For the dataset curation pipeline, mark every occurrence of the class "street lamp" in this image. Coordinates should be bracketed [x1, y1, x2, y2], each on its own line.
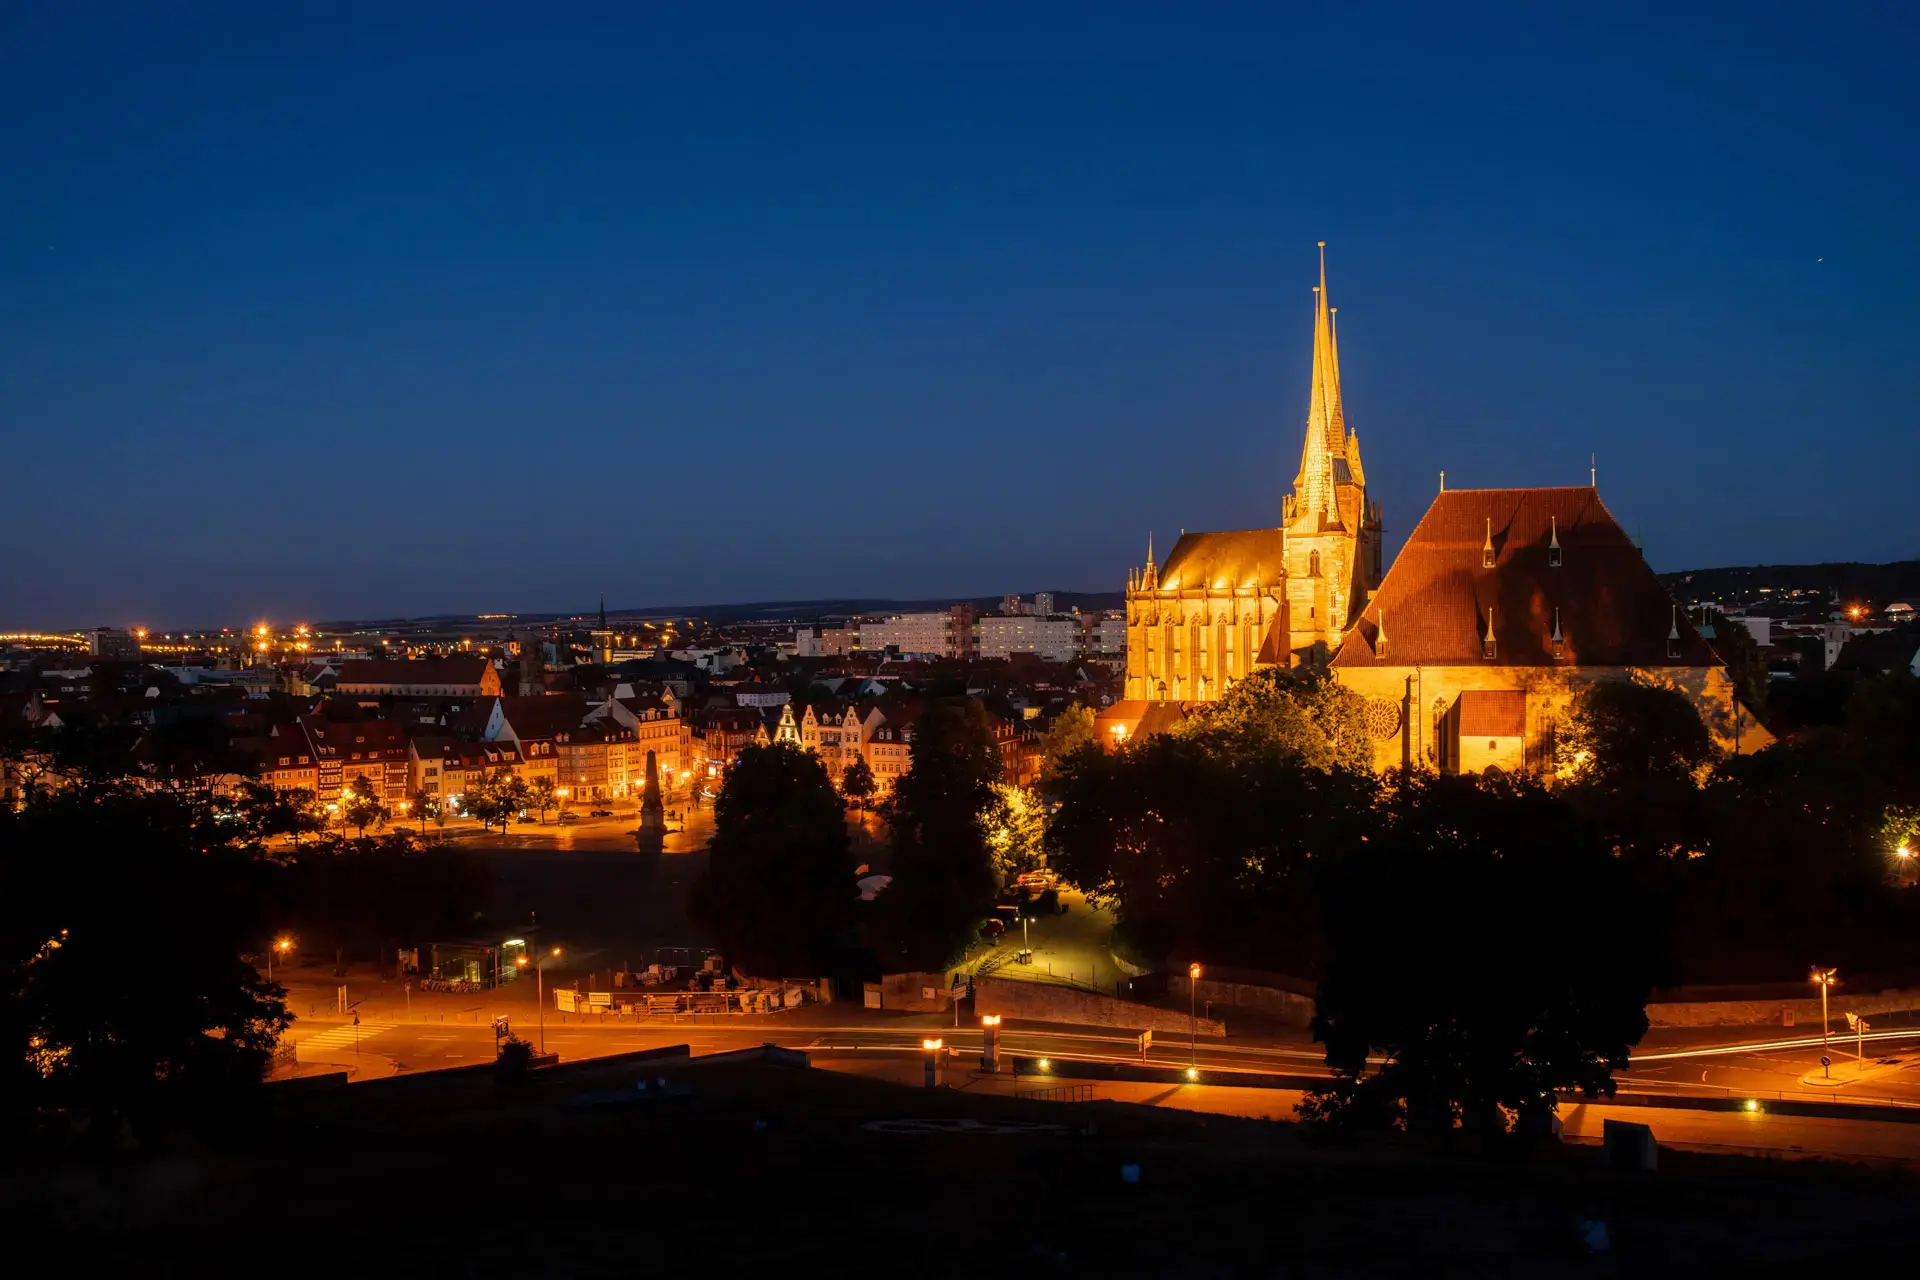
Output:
[1810, 967, 1838, 1078]
[268, 934, 293, 982]
[537, 946, 562, 1054]
[1188, 962, 1202, 1070]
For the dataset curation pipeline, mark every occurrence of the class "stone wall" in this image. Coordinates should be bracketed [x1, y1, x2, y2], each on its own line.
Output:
[869, 972, 959, 1014]
[974, 976, 1224, 1037]
[1646, 988, 1920, 1029]
[1170, 974, 1315, 1029]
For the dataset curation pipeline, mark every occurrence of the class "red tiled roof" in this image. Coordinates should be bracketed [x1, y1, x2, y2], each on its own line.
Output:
[1457, 690, 1527, 737]
[495, 694, 590, 741]
[336, 657, 493, 687]
[1332, 487, 1716, 669]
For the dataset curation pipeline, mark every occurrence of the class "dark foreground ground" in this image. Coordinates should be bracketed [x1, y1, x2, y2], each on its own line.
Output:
[8, 1048, 1920, 1279]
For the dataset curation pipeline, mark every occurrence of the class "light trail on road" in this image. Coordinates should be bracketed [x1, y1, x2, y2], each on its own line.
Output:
[1633, 1027, 1920, 1063]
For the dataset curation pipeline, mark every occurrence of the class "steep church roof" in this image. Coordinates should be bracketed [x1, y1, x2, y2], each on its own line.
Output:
[1155, 528, 1287, 592]
[1332, 486, 1717, 669]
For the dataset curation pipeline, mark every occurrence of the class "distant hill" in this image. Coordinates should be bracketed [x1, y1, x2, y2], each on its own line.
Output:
[1659, 561, 1920, 610]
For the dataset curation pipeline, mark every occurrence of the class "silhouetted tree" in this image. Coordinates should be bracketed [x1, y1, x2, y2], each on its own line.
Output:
[1307, 772, 1661, 1134]
[871, 699, 1004, 971]
[689, 743, 855, 977]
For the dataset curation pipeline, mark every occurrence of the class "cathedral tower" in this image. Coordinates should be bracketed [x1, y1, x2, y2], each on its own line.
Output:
[1121, 244, 1381, 703]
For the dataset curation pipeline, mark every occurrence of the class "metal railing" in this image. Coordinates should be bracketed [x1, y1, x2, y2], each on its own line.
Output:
[1016, 1083, 1095, 1103]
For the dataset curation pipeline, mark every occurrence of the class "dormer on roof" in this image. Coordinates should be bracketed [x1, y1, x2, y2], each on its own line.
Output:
[1548, 516, 1562, 568]
[1668, 606, 1682, 660]
[1551, 608, 1565, 661]
[1482, 607, 1496, 661]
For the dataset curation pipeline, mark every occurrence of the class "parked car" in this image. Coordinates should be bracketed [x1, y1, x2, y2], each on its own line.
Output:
[588, 808, 613, 818]
[558, 812, 579, 823]
[980, 918, 1006, 939]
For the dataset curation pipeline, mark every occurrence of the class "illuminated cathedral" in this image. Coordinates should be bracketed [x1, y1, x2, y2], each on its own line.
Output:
[1122, 244, 1382, 701]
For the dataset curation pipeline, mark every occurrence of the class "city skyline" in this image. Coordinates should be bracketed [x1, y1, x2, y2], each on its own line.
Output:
[5, 3, 1915, 627]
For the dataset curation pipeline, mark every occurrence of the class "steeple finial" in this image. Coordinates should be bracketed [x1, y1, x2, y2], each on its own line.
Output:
[1591, 453, 1597, 488]
[1439, 469, 1446, 493]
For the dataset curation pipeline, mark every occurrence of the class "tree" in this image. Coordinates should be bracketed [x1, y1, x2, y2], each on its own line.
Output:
[461, 768, 528, 834]
[1306, 772, 1661, 1134]
[1172, 667, 1372, 772]
[341, 775, 389, 837]
[1046, 731, 1376, 972]
[1559, 678, 1713, 787]
[1035, 704, 1097, 788]
[871, 699, 1005, 971]
[688, 743, 855, 977]
[840, 755, 877, 814]
[1, 769, 291, 1130]
[527, 776, 558, 824]
[235, 781, 326, 850]
[409, 788, 440, 836]
[985, 782, 1046, 877]
[1707, 609, 1769, 717]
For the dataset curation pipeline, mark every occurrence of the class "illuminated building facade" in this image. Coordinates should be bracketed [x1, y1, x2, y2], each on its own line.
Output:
[1122, 245, 1382, 701]
[1330, 485, 1771, 773]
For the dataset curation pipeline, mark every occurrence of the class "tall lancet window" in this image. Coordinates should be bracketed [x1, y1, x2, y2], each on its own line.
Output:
[1309, 550, 1321, 577]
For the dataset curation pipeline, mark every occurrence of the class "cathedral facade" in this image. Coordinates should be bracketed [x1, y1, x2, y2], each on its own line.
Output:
[1122, 245, 1383, 702]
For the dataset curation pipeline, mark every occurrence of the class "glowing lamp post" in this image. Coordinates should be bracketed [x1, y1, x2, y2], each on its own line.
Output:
[980, 1015, 1001, 1073]
[267, 934, 293, 982]
[922, 1037, 946, 1089]
[520, 946, 564, 1055]
[1810, 967, 1838, 1078]
[1188, 962, 1203, 1071]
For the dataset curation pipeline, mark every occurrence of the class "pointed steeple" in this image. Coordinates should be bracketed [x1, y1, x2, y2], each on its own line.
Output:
[1292, 242, 1349, 523]
[1143, 533, 1157, 590]
[598, 594, 608, 632]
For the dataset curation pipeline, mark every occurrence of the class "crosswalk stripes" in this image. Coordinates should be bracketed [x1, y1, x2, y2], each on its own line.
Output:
[295, 1021, 397, 1057]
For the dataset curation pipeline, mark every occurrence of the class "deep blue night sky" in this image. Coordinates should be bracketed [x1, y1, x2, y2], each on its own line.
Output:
[4, 2, 1915, 627]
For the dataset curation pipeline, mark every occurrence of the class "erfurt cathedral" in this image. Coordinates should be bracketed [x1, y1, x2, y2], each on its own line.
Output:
[1122, 245, 1383, 701]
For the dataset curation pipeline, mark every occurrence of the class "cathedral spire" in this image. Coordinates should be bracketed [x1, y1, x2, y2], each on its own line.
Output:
[598, 594, 608, 632]
[1293, 242, 1350, 523]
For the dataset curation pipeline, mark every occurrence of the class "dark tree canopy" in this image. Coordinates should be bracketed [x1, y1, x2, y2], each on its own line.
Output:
[1311, 772, 1662, 1132]
[840, 754, 876, 807]
[0, 781, 291, 1129]
[690, 743, 856, 978]
[1559, 678, 1713, 786]
[871, 699, 1004, 971]
[1046, 733, 1374, 972]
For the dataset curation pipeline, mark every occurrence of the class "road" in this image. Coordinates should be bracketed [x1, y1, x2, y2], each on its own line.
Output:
[281, 1011, 1920, 1165]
